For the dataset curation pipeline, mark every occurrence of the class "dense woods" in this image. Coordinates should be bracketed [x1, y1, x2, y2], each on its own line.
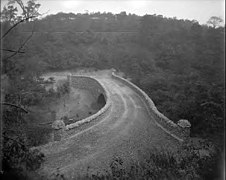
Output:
[1, 0, 224, 179]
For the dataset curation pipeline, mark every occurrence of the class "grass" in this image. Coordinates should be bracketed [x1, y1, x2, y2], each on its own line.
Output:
[46, 140, 223, 180]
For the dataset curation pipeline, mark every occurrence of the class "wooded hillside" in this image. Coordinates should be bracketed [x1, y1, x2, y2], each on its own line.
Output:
[1, 7, 224, 179]
[3, 12, 224, 141]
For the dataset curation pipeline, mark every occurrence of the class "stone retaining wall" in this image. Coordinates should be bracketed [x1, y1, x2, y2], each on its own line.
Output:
[53, 75, 111, 139]
[68, 75, 107, 99]
[112, 72, 190, 142]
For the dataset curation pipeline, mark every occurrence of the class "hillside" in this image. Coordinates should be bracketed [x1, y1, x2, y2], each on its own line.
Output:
[1, 10, 224, 180]
[8, 12, 224, 141]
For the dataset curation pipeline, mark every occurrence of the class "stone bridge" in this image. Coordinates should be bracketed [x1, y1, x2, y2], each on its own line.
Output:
[37, 70, 191, 178]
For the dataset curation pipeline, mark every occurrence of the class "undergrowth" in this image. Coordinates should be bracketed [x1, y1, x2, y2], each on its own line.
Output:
[48, 141, 223, 180]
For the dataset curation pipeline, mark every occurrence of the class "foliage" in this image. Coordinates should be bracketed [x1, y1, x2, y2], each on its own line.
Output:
[2, 106, 45, 178]
[54, 142, 222, 180]
[1, 3, 224, 179]
[0, 0, 40, 23]
[25, 125, 53, 146]
[138, 15, 224, 144]
[207, 16, 223, 28]
[1, 0, 46, 178]
[3, 136, 45, 172]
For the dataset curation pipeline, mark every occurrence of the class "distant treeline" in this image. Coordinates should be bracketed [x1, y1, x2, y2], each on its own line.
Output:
[18, 11, 140, 32]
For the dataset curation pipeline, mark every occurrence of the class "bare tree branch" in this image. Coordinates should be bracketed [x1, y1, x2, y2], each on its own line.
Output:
[3, 27, 34, 61]
[1, 48, 25, 53]
[39, 9, 50, 17]
[1, 16, 35, 40]
[1, 102, 28, 113]
[3, 135, 26, 147]
[200, 101, 221, 107]
[15, 0, 27, 18]
[200, 101, 223, 111]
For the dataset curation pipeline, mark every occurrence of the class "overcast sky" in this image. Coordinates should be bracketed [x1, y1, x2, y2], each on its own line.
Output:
[1, 0, 225, 25]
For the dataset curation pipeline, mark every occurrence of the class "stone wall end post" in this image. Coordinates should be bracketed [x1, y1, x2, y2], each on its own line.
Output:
[52, 120, 66, 141]
[177, 119, 191, 142]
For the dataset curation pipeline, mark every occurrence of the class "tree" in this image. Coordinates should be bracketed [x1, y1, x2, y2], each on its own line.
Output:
[207, 16, 223, 28]
[0, 0, 42, 175]
[8, 0, 40, 20]
[1, 0, 41, 59]
[0, 0, 40, 24]
[0, 5, 18, 23]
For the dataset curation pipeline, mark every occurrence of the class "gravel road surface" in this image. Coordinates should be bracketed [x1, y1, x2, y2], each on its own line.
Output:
[37, 74, 180, 179]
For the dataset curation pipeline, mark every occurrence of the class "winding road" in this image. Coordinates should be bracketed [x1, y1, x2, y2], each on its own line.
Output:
[37, 72, 180, 178]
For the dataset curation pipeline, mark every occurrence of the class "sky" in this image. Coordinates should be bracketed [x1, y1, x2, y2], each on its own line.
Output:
[1, 0, 225, 25]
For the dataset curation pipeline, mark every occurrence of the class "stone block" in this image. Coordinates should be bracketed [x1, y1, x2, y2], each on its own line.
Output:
[52, 120, 65, 130]
[177, 119, 191, 128]
[177, 119, 191, 139]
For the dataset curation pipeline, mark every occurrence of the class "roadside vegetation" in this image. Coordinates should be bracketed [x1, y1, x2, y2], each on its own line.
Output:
[1, 0, 224, 179]
[50, 141, 223, 180]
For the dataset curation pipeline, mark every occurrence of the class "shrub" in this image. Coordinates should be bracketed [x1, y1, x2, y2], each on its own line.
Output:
[25, 125, 53, 146]
[2, 135, 45, 177]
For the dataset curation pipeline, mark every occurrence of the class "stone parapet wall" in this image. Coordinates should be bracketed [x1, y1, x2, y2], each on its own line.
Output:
[64, 75, 111, 132]
[112, 72, 190, 142]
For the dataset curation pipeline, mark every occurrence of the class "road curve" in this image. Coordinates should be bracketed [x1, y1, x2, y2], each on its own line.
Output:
[37, 74, 180, 178]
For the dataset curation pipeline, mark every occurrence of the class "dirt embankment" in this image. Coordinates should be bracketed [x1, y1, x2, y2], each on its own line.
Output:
[26, 71, 108, 146]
